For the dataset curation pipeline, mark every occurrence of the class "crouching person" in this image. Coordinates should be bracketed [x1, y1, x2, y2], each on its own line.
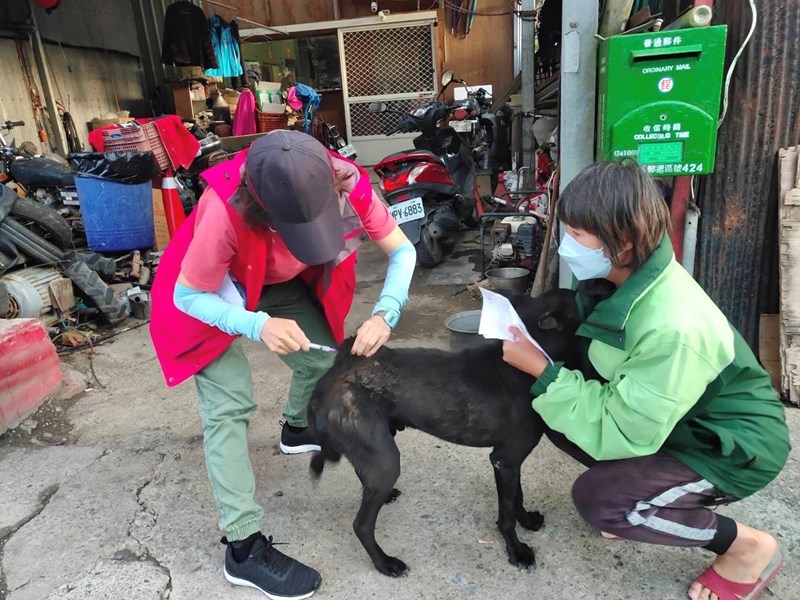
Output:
[502, 161, 790, 600]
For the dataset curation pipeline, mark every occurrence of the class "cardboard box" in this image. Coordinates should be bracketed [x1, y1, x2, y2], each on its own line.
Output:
[152, 188, 171, 252]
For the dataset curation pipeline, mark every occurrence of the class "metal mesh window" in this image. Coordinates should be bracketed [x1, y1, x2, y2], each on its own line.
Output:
[349, 98, 424, 137]
[342, 25, 435, 97]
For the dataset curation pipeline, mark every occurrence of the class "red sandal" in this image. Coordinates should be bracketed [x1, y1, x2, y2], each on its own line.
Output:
[692, 551, 783, 600]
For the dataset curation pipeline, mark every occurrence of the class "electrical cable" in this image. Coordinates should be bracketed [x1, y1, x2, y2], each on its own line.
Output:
[718, 0, 757, 128]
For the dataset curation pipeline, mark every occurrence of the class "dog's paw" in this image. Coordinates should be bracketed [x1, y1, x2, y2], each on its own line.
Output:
[384, 488, 402, 504]
[518, 510, 544, 531]
[508, 543, 536, 570]
[376, 556, 408, 577]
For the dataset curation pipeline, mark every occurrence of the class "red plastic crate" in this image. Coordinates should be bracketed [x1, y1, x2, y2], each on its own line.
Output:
[0, 318, 62, 435]
[102, 121, 173, 171]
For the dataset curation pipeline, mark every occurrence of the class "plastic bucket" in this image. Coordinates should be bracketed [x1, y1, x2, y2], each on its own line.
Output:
[444, 310, 493, 352]
[75, 176, 155, 252]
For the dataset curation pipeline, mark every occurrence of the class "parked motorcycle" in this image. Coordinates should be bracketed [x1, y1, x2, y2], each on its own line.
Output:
[0, 120, 76, 248]
[370, 70, 485, 267]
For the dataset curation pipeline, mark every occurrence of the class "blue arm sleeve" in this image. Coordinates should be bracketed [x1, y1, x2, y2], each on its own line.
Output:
[371, 240, 416, 327]
[173, 284, 270, 342]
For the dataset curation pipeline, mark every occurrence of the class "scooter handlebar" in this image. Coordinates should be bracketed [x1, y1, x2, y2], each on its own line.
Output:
[2, 120, 25, 130]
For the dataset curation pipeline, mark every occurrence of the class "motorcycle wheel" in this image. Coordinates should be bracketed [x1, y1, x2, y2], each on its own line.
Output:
[0, 217, 64, 265]
[415, 224, 443, 268]
[9, 199, 73, 249]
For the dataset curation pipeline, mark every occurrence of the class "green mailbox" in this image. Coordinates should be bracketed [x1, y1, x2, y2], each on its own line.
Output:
[596, 25, 727, 175]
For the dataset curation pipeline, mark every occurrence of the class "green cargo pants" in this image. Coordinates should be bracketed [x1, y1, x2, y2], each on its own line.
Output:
[194, 279, 336, 540]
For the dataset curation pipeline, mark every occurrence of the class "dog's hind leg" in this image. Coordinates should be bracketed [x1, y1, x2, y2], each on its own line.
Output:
[490, 449, 535, 569]
[515, 476, 544, 531]
[350, 426, 408, 577]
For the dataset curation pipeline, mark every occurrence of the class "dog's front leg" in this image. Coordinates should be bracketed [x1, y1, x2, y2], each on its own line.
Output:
[489, 451, 536, 570]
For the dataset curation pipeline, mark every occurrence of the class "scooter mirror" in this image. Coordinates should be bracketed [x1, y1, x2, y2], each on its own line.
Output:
[368, 102, 388, 114]
[441, 69, 454, 87]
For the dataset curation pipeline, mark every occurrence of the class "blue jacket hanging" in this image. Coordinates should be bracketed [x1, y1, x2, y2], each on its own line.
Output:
[204, 14, 243, 78]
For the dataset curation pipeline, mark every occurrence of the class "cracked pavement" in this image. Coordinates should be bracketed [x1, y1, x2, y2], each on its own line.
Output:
[1, 242, 798, 599]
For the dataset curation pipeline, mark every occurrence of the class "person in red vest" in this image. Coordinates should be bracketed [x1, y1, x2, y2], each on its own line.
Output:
[149, 130, 415, 598]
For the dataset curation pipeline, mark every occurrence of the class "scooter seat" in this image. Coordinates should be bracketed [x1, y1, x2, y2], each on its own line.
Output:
[377, 149, 446, 169]
[9, 157, 75, 188]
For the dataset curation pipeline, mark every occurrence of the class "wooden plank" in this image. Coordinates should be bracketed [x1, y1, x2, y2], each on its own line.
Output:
[778, 145, 800, 404]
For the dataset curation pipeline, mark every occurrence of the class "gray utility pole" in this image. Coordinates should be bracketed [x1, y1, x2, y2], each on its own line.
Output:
[520, 0, 535, 185]
[558, 0, 599, 288]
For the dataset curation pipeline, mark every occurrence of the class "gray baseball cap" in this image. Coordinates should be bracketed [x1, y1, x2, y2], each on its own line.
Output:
[245, 130, 344, 265]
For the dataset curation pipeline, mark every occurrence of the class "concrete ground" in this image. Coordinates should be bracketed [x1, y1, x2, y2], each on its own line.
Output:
[1, 238, 798, 600]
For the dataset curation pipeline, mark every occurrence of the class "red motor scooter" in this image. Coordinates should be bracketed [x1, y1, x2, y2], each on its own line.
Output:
[370, 70, 485, 267]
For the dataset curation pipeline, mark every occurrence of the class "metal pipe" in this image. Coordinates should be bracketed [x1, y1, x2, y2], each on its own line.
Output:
[668, 0, 714, 265]
[669, 175, 691, 263]
[681, 201, 700, 276]
[333, 0, 340, 21]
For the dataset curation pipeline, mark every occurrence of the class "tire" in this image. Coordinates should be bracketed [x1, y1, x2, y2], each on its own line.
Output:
[63, 250, 116, 280]
[9, 198, 73, 249]
[0, 217, 64, 265]
[415, 225, 443, 268]
[63, 260, 129, 324]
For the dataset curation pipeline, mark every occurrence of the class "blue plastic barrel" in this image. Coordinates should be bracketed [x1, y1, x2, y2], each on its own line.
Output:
[74, 176, 155, 252]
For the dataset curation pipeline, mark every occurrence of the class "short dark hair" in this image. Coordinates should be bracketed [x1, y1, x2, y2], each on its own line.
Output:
[557, 161, 670, 271]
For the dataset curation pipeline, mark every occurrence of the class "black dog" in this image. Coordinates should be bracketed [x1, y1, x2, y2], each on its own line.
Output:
[308, 286, 608, 576]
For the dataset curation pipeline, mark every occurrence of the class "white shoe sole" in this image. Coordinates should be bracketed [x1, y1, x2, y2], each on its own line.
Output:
[279, 442, 321, 455]
[224, 568, 317, 600]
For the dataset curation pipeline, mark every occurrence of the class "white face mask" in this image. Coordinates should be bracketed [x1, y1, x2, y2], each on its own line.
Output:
[558, 232, 613, 280]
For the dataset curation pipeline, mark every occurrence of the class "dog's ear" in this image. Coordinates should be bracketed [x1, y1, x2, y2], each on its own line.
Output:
[538, 311, 563, 331]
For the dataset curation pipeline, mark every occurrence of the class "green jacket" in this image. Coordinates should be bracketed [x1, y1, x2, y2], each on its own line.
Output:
[532, 237, 790, 499]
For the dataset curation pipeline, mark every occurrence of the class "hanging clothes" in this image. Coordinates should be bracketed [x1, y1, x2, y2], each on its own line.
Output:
[205, 14, 244, 78]
[232, 89, 257, 136]
[161, 0, 217, 69]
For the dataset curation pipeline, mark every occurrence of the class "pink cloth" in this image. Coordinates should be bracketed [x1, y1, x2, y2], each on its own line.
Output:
[286, 86, 303, 110]
[232, 89, 257, 136]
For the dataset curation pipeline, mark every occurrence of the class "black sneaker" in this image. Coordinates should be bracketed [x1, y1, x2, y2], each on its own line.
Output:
[280, 421, 321, 455]
[223, 534, 321, 599]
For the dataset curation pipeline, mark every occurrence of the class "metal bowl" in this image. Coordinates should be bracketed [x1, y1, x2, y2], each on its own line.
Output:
[486, 267, 531, 295]
[444, 310, 493, 352]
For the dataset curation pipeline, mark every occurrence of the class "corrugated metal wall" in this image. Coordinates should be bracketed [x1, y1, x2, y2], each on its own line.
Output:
[47, 45, 147, 145]
[0, 38, 45, 152]
[695, 2, 800, 348]
[0, 0, 147, 153]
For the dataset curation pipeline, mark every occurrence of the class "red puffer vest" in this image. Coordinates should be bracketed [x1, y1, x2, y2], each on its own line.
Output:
[149, 150, 373, 387]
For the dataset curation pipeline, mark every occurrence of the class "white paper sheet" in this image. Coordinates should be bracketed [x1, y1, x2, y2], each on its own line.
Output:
[478, 288, 554, 364]
[215, 271, 245, 308]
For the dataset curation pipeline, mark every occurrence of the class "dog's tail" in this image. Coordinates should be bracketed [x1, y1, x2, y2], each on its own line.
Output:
[309, 444, 342, 478]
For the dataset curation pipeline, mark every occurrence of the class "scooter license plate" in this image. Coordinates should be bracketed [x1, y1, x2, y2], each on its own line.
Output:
[451, 120, 474, 133]
[338, 143, 357, 158]
[389, 197, 425, 225]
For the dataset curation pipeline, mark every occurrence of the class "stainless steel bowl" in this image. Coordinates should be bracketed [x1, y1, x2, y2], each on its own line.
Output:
[486, 267, 531, 294]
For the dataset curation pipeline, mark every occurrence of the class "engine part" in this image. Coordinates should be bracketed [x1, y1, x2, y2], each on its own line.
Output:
[490, 221, 511, 245]
[0, 280, 10, 316]
[0, 266, 73, 324]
